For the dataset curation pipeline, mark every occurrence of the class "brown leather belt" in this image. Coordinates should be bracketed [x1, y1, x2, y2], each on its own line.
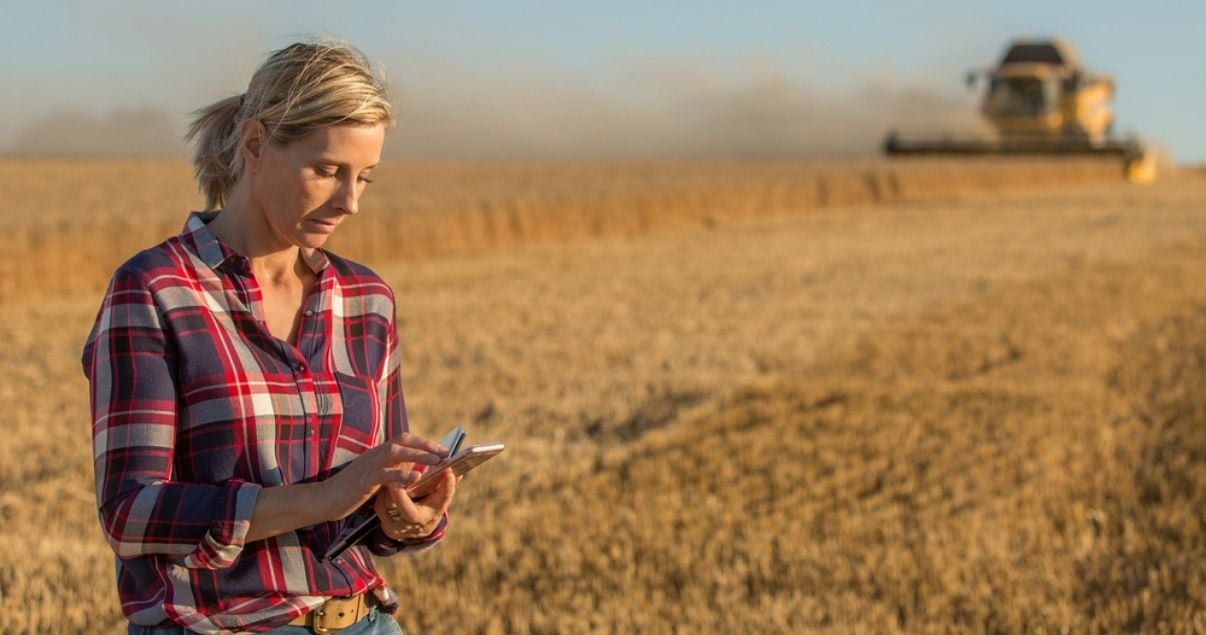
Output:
[287, 593, 376, 634]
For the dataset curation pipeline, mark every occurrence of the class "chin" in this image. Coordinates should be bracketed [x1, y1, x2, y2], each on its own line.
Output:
[296, 232, 332, 250]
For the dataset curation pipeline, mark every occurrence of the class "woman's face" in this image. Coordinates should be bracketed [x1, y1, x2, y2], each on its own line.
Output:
[251, 123, 385, 251]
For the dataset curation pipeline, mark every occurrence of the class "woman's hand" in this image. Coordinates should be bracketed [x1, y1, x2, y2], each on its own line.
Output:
[318, 432, 448, 522]
[374, 469, 458, 541]
[245, 432, 447, 544]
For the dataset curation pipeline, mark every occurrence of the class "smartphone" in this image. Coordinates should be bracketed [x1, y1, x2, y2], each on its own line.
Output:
[407, 443, 505, 498]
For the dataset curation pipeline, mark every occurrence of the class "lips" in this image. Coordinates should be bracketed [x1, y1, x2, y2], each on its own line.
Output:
[308, 218, 340, 233]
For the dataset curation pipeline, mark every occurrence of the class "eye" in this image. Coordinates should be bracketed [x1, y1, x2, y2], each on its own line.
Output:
[357, 174, 374, 184]
[315, 166, 338, 178]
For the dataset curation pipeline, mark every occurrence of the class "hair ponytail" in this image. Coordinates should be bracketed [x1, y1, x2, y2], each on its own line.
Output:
[185, 94, 243, 210]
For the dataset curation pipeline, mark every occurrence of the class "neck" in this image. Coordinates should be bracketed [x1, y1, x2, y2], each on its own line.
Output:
[207, 188, 304, 285]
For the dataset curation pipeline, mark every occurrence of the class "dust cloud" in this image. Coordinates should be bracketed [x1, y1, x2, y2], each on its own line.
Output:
[390, 72, 984, 159]
[387, 68, 989, 159]
[7, 68, 988, 159]
[11, 108, 185, 157]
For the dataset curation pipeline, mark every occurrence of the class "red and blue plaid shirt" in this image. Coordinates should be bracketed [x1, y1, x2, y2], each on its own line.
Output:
[82, 212, 444, 633]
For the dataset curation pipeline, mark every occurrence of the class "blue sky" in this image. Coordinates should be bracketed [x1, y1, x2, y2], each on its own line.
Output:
[2, 1, 1203, 162]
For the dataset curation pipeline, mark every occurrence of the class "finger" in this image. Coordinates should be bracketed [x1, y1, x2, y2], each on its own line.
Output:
[384, 443, 443, 467]
[421, 469, 458, 515]
[385, 491, 441, 538]
[382, 473, 420, 508]
[389, 432, 449, 457]
[387, 484, 425, 523]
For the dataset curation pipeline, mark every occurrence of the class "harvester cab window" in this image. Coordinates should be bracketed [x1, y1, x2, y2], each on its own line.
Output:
[990, 77, 1055, 117]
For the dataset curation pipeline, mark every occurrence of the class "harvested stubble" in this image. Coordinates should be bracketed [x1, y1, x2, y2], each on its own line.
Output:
[375, 178, 1206, 632]
[0, 159, 1203, 633]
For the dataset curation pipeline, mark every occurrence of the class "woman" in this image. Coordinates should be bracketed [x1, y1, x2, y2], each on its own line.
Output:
[82, 39, 457, 634]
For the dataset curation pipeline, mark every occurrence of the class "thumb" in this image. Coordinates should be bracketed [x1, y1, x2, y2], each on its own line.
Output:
[383, 471, 420, 507]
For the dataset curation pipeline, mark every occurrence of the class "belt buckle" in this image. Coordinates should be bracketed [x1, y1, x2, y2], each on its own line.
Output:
[311, 594, 369, 634]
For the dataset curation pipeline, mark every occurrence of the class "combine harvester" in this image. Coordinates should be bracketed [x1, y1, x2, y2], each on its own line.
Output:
[884, 38, 1156, 183]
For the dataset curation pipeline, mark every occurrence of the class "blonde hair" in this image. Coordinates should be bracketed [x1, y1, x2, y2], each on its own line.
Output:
[186, 38, 394, 210]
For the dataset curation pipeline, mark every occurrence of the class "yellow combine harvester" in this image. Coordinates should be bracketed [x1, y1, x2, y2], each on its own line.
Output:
[884, 38, 1156, 183]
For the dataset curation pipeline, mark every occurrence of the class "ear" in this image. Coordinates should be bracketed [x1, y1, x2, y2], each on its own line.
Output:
[238, 119, 269, 173]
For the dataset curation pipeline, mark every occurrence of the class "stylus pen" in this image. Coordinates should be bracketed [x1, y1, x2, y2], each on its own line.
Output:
[323, 429, 466, 561]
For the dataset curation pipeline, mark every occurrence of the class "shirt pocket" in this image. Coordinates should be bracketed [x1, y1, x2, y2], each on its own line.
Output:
[334, 372, 383, 457]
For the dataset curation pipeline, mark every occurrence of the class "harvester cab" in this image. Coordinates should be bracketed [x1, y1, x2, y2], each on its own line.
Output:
[885, 38, 1155, 183]
[973, 39, 1115, 145]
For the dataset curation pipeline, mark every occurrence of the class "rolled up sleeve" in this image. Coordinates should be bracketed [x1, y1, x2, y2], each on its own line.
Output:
[83, 266, 260, 569]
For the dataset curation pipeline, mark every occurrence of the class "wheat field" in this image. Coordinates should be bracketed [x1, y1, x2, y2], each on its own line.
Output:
[0, 157, 1203, 633]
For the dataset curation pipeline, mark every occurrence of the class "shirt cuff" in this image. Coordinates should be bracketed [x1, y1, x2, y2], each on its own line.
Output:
[177, 479, 261, 569]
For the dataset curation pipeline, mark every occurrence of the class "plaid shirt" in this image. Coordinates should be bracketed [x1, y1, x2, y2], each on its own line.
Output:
[82, 212, 444, 633]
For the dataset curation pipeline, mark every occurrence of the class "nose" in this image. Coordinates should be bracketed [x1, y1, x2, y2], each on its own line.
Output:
[333, 176, 360, 216]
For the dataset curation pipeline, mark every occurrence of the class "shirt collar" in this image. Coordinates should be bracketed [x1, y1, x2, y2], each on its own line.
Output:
[180, 211, 331, 275]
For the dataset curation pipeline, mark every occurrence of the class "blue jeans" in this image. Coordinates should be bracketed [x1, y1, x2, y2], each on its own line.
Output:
[127, 607, 403, 634]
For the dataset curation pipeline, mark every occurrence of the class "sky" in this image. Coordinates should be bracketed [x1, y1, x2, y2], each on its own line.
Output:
[1, 1, 1203, 163]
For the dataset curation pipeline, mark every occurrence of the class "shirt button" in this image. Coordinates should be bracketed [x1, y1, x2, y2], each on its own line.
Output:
[296, 362, 307, 372]
[304, 309, 314, 317]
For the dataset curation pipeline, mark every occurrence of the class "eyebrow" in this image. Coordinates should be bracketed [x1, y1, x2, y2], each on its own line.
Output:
[311, 159, 379, 171]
